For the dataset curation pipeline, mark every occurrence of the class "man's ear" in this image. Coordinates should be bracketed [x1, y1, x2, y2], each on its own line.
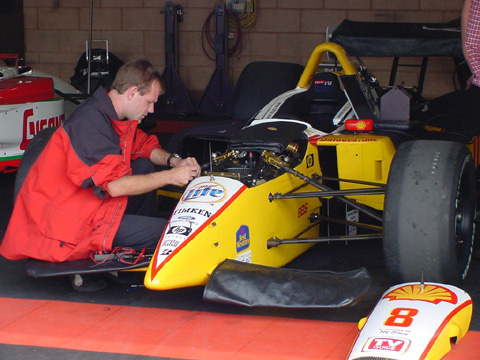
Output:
[126, 86, 138, 101]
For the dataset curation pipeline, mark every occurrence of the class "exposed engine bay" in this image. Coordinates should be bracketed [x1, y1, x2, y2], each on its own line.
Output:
[200, 120, 309, 187]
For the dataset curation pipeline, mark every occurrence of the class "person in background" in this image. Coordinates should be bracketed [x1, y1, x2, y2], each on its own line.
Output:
[411, 0, 480, 136]
[463, 0, 480, 90]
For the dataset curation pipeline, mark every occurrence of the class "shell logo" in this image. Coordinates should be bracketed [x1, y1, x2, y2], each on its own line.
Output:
[383, 284, 458, 305]
[356, 120, 368, 130]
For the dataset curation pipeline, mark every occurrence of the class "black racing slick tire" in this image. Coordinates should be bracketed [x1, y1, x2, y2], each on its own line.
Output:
[13, 127, 57, 202]
[383, 140, 475, 284]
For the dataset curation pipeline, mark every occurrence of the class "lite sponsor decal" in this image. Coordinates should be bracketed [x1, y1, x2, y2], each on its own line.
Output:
[21, 108, 64, 150]
[383, 284, 458, 305]
[181, 182, 226, 203]
[236, 225, 250, 253]
[363, 337, 410, 354]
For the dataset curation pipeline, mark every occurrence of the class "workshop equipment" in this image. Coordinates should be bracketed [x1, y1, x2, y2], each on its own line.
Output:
[197, 2, 234, 117]
[155, 1, 195, 116]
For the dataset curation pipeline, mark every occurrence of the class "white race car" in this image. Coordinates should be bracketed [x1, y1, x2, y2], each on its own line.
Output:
[0, 54, 79, 173]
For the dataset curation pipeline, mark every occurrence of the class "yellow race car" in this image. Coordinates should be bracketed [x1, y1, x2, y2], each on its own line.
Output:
[22, 43, 477, 310]
[162, 42, 476, 294]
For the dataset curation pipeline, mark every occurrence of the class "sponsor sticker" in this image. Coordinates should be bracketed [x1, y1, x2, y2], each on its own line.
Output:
[20, 104, 65, 150]
[167, 225, 192, 237]
[236, 225, 250, 253]
[297, 203, 308, 218]
[313, 79, 333, 93]
[181, 182, 226, 203]
[161, 239, 180, 248]
[178, 215, 196, 221]
[235, 249, 252, 263]
[383, 284, 458, 305]
[363, 337, 410, 354]
[347, 208, 359, 235]
[306, 153, 314, 168]
[173, 207, 212, 218]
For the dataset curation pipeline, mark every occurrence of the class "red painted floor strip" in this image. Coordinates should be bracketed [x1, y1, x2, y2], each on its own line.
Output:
[0, 297, 478, 359]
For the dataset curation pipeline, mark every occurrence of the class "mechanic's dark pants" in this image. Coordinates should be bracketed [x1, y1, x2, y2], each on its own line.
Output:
[112, 158, 167, 253]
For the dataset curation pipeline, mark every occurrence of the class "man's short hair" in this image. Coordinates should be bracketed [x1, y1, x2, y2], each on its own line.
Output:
[111, 59, 164, 95]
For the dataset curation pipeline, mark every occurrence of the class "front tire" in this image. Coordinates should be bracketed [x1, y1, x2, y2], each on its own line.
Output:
[383, 140, 475, 284]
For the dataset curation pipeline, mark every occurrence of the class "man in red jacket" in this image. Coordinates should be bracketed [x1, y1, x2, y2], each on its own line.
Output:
[0, 59, 200, 290]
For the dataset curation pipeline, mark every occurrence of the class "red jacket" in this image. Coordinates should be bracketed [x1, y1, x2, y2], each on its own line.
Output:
[0, 88, 160, 262]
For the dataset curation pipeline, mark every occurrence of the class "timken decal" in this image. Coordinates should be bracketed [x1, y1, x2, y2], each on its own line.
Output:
[173, 207, 212, 218]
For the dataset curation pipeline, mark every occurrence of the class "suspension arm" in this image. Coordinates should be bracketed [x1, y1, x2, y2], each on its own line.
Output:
[269, 187, 384, 201]
[262, 151, 383, 223]
[267, 233, 384, 248]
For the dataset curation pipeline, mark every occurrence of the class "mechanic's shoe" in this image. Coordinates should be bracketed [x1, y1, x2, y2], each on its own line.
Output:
[70, 274, 108, 292]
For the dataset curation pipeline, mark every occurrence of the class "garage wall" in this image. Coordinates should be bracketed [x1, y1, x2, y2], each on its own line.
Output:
[23, 0, 463, 100]
[1, 0, 25, 59]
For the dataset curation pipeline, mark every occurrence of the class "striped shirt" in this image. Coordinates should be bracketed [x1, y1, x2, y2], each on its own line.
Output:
[465, 0, 480, 87]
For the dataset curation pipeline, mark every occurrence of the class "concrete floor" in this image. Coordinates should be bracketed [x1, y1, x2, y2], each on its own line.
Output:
[1, 171, 480, 359]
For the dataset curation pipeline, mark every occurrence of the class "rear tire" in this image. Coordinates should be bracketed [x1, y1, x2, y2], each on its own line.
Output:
[383, 140, 475, 284]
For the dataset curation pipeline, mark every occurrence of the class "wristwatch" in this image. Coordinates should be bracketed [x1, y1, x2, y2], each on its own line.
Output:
[167, 153, 181, 167]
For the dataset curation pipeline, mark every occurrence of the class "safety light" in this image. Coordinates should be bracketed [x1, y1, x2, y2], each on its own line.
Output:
[345, 119, 374, 132]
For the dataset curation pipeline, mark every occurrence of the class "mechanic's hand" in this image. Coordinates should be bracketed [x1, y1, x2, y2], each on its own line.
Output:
[175, 156, 200, 167]
[171, 156, 201, 174]
[167, 163, 201, 186]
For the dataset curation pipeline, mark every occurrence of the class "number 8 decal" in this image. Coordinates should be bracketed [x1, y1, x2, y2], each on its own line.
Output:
[384, 308, 419, 327]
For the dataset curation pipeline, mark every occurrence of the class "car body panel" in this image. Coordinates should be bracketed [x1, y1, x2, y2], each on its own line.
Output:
[0, 69, 65, 173]
[146, 140, 323, 290]
[347, 282, 472, 360]
[317, 133, 396, 210]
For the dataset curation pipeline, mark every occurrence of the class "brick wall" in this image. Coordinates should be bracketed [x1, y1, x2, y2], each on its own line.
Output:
[23, 0, 463, 100]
